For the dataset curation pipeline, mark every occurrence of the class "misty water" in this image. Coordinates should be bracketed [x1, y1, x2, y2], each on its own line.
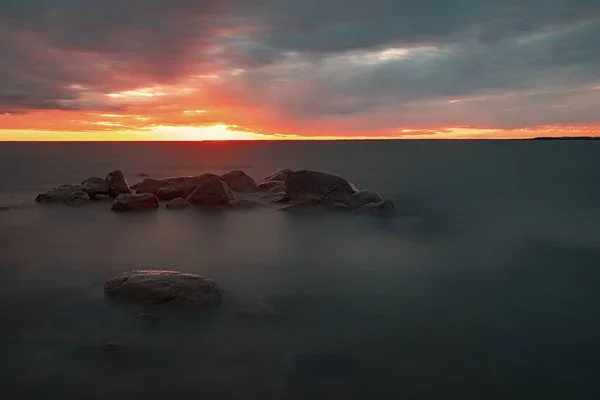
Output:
[1, 141, 599, 399]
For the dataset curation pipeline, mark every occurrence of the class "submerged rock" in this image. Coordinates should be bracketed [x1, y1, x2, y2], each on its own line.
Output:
[104, 270, 222, 307]
[165, 173, 218, 186]
[136, 178, 170, 195]
[221, 170, 257, 192]
[35, 185, 90, 205]
[81, 177, 110, 198]
[106, 170, 131, 197]
[268, 184, 286, 194]
[347, 190, 384, 208]
[358, 199, 396, 214]
[237, 300, 282, 318]
[285, 170, 357, 203]
[166, 197, 190, 210]
[111, 193, 159, 212]
[187, 176, 236, 206]
[257, 180, 284, 191]
[264, 169, 293, 182]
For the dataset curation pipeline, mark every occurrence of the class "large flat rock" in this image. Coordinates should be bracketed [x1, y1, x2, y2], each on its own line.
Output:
[104, 270, 222, 307]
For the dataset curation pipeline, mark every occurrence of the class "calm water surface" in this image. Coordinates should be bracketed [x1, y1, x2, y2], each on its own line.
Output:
[0, 141, 599, 399]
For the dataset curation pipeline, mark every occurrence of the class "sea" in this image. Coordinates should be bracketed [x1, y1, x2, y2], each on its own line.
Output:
[0, 140, 599, 399]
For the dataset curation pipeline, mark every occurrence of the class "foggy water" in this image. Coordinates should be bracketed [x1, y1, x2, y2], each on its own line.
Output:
[1, 141, 599, 399]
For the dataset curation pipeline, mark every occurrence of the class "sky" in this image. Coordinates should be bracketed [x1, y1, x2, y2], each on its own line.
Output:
[0, 0, 599, 140]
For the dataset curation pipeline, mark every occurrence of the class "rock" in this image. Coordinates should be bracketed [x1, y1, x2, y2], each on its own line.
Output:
[106, 170, 131, 197]
[237, 300, 282, 318]
[358, 199, 396, 214]
[264, 169, 293, 182]
[166, 197, 190, 210]
[0, 206, 9, 212]
[35, 185, 90, 205]
[165, 173, 218, 186]
[139, 173, 150, 177]
[347, 190, 384, 208]
[187, 176, 236, 206]
[157, 183, 197, 201]
[285, 170, 357, 203]
[271, 194, 289, 204]
[136, 178, 170, 195]
[257, 180, 284, 191]
[81, 177, 110, 198]
[269, 184, 286, 194]
[221, 170, 257, 192]
[111, 193, 159, 212]
[104, 270, 222, 307]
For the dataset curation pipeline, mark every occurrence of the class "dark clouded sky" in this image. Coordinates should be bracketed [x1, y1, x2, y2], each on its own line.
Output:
[1, 0, 599, 139]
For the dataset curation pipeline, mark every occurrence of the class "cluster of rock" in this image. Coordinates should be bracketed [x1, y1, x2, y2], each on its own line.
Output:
[35, 168, 395, 214]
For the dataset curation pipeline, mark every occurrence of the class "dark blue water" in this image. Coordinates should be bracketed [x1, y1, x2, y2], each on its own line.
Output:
[0, 141, 599, 399]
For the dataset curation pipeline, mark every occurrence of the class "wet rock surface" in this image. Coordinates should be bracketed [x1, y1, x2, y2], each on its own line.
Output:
[36, 185, 90, 205]
[81, 177, 110, 198]
[107, 170, 131, 197]
[111, 193, 159, 212]
[104, 270, 222, 307]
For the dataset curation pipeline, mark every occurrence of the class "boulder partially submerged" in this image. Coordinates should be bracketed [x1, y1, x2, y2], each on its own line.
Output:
[136, 178, 170, 195]
[257, 180, 284, 191]
[104, 270, 222, 307]
[221, 170, 257, 192]
[264, 169, 293, 182]
[187, 176, 236, 206]
[285, 170, 357, 203]
[166, 197, 190, 210]
[107, 170, 131, 197]
[36, 185, 90, 205]
[157, 183, 197, 201]
[111, 193, 159, 212]
[81, 177, 110, 198]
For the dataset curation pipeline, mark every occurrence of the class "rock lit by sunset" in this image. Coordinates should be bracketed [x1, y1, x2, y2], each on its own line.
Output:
[1, 1, 599, 140]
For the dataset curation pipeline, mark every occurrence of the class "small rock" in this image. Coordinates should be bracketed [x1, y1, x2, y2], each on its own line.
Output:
[0, 206, 9, 212]
[35, 185, 90, 205]
[358, 199, 396, 214]
[268, 184, 286, 194]
[104, 270, 222, 307]
[257, 180, 284, 191]
[106, 170, 131, 197]
[157, 183, 197, 201]
[264, 169, 293, 182]
[166, 197, 190, 210]
[187, 176, 236, 206]
[136, 178, 170, 195]
[81, 177, 110, 198]
[347, 190, 384, 208]
[221, 170, 257, 192]
[139, 173, 150, 177]
[111, 193, 159, 212]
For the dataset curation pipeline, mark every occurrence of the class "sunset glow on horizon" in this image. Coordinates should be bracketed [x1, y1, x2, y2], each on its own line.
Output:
[1, 1, 599, 140]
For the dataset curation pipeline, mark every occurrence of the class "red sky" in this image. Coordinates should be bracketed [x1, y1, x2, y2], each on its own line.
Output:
[1, 0, 599, 140]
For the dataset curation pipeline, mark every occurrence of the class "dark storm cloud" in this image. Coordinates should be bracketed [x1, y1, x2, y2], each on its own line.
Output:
[0, 0, 599, 129]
